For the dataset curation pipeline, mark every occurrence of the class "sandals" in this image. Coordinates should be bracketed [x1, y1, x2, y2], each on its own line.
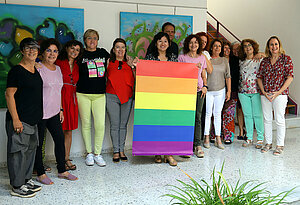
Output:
[44, 165, 52, 172]
[154, 155, 162, 163]
[65, 159, 76, 171]
[37, 174, 53, 185]
[255, 141, 264, 149]
[58, 172, 78, 181]
[224, 135, 232, 145]
[194, 147, 204, 158]
[273, 146, 284, 156]
[242, 139, 252, 147]
[261, 144, 272, 153]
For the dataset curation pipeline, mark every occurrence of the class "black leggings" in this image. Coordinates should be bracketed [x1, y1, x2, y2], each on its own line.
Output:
[34, 113, 66, 176]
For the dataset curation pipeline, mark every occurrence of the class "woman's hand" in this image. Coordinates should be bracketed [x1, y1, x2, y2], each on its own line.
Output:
[132, 57, 139, 68]
[13, 119, 23, 134]
[196, 62, 202, 69]
[200, 86, 207, 97]
[225, 91, 231, 102]
[268, 91, 280, 102]
[60, 111, 64, 123]
[253, 52, 266, 62]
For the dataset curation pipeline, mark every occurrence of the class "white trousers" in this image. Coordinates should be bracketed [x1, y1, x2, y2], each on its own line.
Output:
[261, 95, 287, 146]
[204, 88, 225, 136]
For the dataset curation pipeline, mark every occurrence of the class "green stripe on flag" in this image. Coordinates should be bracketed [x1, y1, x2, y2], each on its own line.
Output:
[133, 109, 196, 126]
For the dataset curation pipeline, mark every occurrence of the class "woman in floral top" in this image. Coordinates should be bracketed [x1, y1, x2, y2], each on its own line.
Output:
[257, 36, 294, 155]
[238, 39, 264, 149]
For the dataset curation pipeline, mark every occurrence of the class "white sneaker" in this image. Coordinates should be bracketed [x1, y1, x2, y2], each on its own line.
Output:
[85, 153, 94, 166]
[94, 155, 106, 167]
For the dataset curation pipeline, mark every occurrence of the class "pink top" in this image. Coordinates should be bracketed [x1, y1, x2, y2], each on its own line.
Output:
[178, 54, 207, 91]
[38, 63, 63, 119]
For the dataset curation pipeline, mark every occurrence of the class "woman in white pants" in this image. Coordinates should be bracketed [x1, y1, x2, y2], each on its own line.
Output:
[257, 36, 294, 156]
[204, 39, 231, 149]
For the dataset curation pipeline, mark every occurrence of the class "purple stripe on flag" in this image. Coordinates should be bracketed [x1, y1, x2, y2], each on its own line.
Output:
[132, 141, 193, 156]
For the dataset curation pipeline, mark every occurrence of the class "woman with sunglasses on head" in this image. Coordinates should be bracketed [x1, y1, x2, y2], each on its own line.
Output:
[257, 36, 294, 155]
[145, 32, 177, 166]
[34, 38, 77, 185]
[56, 40, 83, 171]
[106, 38, 135, 163]
[77, 29, 110, 166]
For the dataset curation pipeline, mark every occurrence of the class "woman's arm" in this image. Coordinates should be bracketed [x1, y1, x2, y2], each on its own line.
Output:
[257, 77, 271, 102]
[204, 55, 213, 74]
[200, 69, 207, 97]
[5, 87, 23, 133]
[225, 78, 231, 102]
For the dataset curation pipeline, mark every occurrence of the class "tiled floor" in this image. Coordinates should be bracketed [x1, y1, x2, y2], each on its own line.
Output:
[0, 127, 300, 205]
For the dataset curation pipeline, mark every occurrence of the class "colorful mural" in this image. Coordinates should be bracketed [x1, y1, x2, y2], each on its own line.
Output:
[120, 12, 193, 59]
[0, 4, 84, 108]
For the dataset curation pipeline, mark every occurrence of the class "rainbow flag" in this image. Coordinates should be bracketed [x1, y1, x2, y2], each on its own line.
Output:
[132, 60, 198, 155]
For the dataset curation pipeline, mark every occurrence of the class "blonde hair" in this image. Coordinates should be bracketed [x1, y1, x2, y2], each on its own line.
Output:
[83, 29, 99, 47]
[265, 36, 285, 57]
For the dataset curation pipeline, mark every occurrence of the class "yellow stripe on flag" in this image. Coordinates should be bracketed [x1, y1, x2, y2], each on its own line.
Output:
[134, 92, 197, 111]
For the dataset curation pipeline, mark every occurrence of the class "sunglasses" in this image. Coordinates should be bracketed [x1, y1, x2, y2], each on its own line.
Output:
[118, 61, 123, 70]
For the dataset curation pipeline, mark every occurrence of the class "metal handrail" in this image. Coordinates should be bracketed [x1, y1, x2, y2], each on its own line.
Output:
[207, 11, 241, 43]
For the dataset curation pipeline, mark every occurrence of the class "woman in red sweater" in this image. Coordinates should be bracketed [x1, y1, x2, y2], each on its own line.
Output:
[106, 38, 135, 163]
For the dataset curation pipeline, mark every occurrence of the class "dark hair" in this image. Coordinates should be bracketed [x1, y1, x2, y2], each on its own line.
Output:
[209, 38, 223, 56]
[58, 40, 83, 61]
[40, 38, 61, 55]
[195, 32, 210, 51]
[147, 32, 171, 58]
[183, 34, 203, 55]
[109, 38, 127, 62]
[20, 37, 39, 51]
[222, 41, 231, 57]
[162, 22, 175, 32]
[238, 39, 259, 61]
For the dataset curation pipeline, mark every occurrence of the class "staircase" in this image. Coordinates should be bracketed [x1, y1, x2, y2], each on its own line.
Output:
[206, 11, 298, 116]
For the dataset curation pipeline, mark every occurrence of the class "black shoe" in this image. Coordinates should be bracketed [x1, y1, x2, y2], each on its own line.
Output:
[113, 157, 120, 163]
[11, 185, 36, 198]
[26, 179, 42, 192]
[120, 155, 128, 162]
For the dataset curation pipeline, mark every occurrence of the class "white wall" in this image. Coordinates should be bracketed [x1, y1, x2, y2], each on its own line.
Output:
[208, 0, 300, 112]
[0, 0, 207, 165]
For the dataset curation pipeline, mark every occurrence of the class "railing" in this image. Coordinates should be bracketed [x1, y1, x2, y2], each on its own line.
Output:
[207, 11, 241, 43]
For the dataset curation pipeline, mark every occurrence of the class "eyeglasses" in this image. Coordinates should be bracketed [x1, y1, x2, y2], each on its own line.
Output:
[46, 48, 59, 53]
[86, 37, 98, 41]
[118, 61, 123, 70]
[243, 43, 252, 48]
[24, 46, 38, 52]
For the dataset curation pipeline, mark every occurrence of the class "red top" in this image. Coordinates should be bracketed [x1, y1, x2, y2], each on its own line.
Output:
[55, 59, 79, 130]
[106, 60, 134, 104]
[257, 54, 294, 95]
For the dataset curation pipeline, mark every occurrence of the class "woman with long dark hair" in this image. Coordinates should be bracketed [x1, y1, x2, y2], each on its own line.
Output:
[56, 40, 83, 170]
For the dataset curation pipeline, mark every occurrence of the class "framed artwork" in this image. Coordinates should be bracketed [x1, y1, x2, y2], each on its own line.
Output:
[0, 4, 84, 108]
[120, 12, 193, 59]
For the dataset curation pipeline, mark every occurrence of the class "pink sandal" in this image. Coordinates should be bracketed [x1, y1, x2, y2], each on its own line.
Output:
[37, 175, 53, 185]
[58, 172, 78, 181]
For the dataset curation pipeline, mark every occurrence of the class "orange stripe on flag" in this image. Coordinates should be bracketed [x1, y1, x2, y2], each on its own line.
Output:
[136, 76, 197, 94]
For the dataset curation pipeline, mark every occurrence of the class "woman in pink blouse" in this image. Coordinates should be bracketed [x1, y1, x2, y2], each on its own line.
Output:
[257, 36, 294, 155]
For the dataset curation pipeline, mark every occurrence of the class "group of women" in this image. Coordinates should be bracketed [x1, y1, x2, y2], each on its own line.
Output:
[7, 30, 294, 188]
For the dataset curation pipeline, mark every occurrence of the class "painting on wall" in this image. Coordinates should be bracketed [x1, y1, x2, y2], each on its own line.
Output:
[120, 12, 193, 59]
[0, 4, 84, 108]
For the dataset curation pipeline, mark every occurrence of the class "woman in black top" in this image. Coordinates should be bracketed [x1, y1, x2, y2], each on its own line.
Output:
[5, 38, 43, 197]
[77, 29, 110, 167]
